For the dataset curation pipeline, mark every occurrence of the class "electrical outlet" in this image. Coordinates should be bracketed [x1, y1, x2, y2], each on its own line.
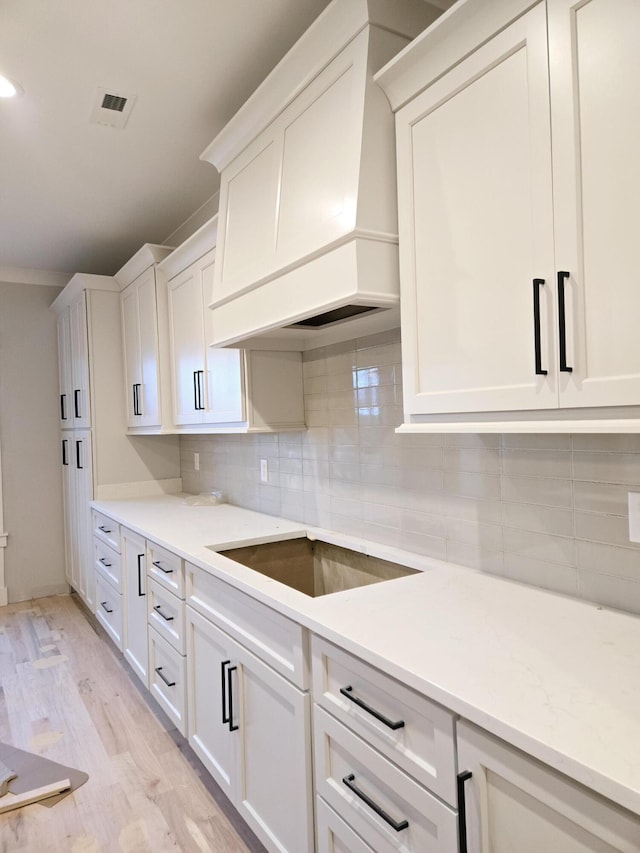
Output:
[260, 459, 268, 483]
[194, 452, 200, 472]
[629, 492, 640, 542]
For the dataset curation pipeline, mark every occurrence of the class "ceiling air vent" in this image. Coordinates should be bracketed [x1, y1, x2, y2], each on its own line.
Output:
[90, 87, 136, 129]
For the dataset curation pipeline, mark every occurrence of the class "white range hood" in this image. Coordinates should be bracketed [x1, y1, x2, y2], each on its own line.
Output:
[200, 0, 450, 351]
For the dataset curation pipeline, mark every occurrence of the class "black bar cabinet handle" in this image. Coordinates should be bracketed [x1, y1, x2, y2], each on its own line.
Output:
[76, 440, 83, 469]
[60, 394, 67, 421]
[74, 388, 81, 418]
[98, 525, 112, 534]
[98, 557, 111, 567]
[62, 439, 68, 466]
[227, 665, 239, 731]
[193, 371, 199, 411]
[532, 278, 548, 376]
[221, 660, 231, 724]
[100, 601, 113, 614]
[557, 270, 573, 372]
[457, 770, 473, 853]
[198, 370, 205, 410]
[152, 560, 173, 574]
[155, 666, 175, 688]
[339, 686, 405, 730]
[342, 774, 408, 832]
[153, 604, 174, 622]
[137, 553, 145, 597]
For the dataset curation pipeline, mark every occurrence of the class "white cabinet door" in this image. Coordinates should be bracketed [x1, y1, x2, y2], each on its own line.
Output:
[72, 430, 94, 609]
[121, 282, 141, 427]
[457, 721, 640, 852]
[69, 294, 91, 428]
[122, 528, 148, 687]
[61, 435, 76, 589]
[168, 249, 244, 427]
[168, 262, 207, 425]
[122, 268, 161, 428]
[186, 606, 313, 853]
[548, 0, 640, 409]
[57, 310, 72, 427]
[396, 4, 557, 416]
[186, 607, 235, 799]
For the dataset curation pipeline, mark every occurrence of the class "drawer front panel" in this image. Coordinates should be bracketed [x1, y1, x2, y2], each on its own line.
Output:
[312, 635, 456, 804]
[94, 539, 122, 592]
[314, 706, 457, 853]
[92, 511, 121, 552]
[316, 796, 375, 853]
[148, 626, 187, 736]
[186, 562, 308, 689]
[147, 541, 184, 599]
[95, 573, 123, 651]
[148, 578, 185, 655]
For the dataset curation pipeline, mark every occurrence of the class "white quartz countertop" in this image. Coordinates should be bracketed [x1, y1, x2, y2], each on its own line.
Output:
[91, 494, 640, 817]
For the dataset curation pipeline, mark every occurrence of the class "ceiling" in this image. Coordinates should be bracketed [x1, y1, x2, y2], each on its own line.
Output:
[0, 0, 332, 278]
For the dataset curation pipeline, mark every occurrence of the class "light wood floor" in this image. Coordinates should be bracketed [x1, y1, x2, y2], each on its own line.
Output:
[0, 594, 267, 852]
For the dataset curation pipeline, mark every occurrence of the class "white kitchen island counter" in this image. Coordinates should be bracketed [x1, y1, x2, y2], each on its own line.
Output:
[91, 494, 640, 819]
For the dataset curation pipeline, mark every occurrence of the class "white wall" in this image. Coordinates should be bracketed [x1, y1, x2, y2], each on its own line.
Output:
[0, 281, 67, 602]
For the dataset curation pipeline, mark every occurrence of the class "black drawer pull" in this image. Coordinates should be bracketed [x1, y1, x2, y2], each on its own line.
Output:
[100, 601, 113, 614]
[339, 686, 405, 730]
[342, 773, 408, 832]
[137, 553, 145, 597]
[155, 666, 175, 688]
[153, 604, 174, 622]
[98, 557, 112, 567]
[98, 525, 112, 534]
[221, 660, 231, 724]
[457, 770, 473, 853]
[557, 270, 573, 373]
[227, 665, 238, 732]
[152, 560, 173, 574]
[532, 278, 547, 376]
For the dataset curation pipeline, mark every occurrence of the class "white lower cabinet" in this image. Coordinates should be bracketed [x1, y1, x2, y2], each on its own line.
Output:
[457, 720, 640, 852]
[122, 528, 148, 687]
[149, 626, 188, 736]
[316, 796, 375, 853]
[95, 570, 123, 650]
[186, 605, 313, 853]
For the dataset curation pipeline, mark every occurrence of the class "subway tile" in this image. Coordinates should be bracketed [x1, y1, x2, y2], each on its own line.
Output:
[573, 451, 640, 484]
[360, 464, 398, 487]
[500, 434, 571, 450]
[329, 461, 360, 483]
[446, 540, 504, 574]
[397, 530, 448, 561]
[329, 426, 359, 446]
[445, 518, 503, 551]
[280, 489, 305, 523]
[303, 474, 330, 494]
[360, 445, 399, 467]
[304, 393, 329, 412]
[444, 448, 500, 474]
[360, 501, 401, 528]
[501, 502, 574, 537]
[400, 509, 446, 539]
[503, 555, 578, 597]
[329, 496, 362, 520]
[325, 350, 356, 375]
[328, 480, 362, 501]
[279, 457, 303, 476]
[304, 374, 327, 395]
[356, 342, 401, 368]
[578, 571, 640, 615]
[357, 406, 403, 428]
[397, 446, 443, 470]
[359, 427, 401, 449]
[400, 488, 448, 516]
[355, 365, 396, 388]
[358, 523, 406, 550]
[397, 432, 443, 449]
[356, 385, 397, 407]
[328, 407, 358, 427]
[444, 471, 501, 500]
[326, 370, 356, 392]
[573, 480, 637, 515]
[302, 458, 330, 479]
[503, 528, 576, 566]
[574, 511, 640, 550]
[572, 434, 640, 452]
[330, 444, 359, 465]
[355, 328, 401, 349]
[576, 540, 640, 581]
[399, 467, 445, 492]
[500, 475, 573, 508]
[279, 472, 304, 491]
[443, 433, 500, 449]
[444, 495, 503, 525]
[359, 482, 403, 507]
[501, 449, 572, 478]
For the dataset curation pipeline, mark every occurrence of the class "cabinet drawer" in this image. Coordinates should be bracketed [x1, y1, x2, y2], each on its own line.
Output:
[147, 541, 184, 599]
[314, 706, 457, 853]
[316, 796, 374, 853]
[94, 538, 122, 592]
[95, 572, 123, 651]
[148, 578, 185, 655]
[186, 562, 308, 689]
[92, 510, 120, 552]
[148, 626, 187, 736]
[312, 635, 456, 804]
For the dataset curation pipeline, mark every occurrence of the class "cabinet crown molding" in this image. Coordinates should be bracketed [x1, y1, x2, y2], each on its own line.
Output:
[158, 216, 218, 281]
[114, 245, 174, 290]
[50, 273, 119, 313]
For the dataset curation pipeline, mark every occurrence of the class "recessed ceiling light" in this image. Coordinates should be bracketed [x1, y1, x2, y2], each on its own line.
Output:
[0, 74, 23, 98]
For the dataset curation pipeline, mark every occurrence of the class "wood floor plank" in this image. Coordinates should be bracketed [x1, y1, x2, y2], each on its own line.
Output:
[0, 594, 267, 852]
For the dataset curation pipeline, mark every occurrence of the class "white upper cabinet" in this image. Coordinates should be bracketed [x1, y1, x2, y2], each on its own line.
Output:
[57, 293, 91, 429]
[115, 244, 175, 433]
[376, 0, 640, 431]
[160, 217, 305, 433]
[200, 0, 448, 351]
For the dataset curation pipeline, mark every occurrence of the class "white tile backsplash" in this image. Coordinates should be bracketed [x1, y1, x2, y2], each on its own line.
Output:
[180, 332, 640, 615]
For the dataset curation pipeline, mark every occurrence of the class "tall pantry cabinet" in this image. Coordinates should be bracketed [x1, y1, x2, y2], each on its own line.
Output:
[52, 275, 181, 611]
